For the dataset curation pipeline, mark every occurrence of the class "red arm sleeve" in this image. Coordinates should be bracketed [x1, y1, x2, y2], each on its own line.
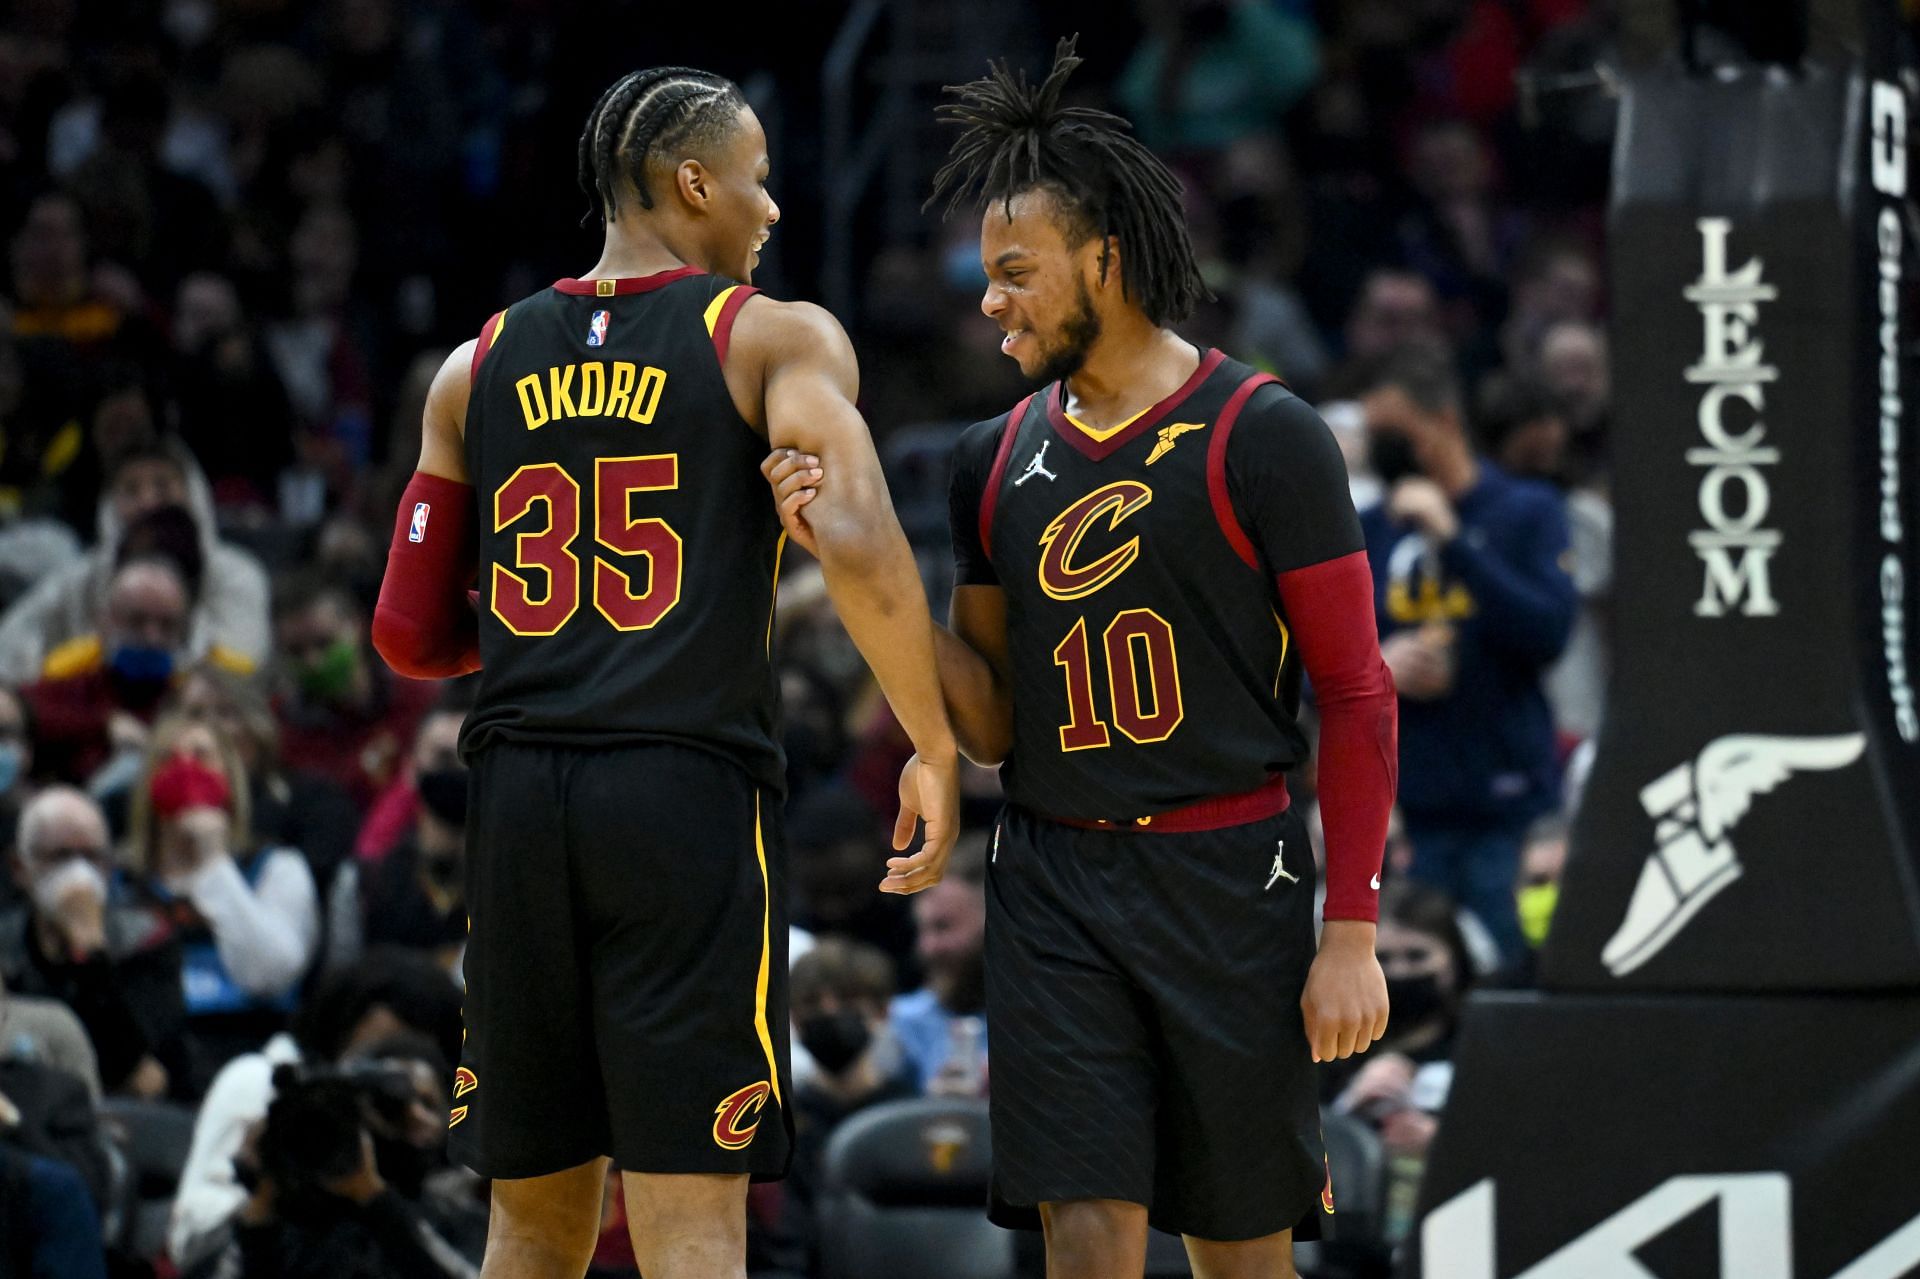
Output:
[372, 472, 481, 680]
[1275, 550, 1398, 922]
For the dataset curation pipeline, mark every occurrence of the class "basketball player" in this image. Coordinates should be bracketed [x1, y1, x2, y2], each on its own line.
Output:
[765, 40, 1396, 1279]
[371, 67, 960, 1279]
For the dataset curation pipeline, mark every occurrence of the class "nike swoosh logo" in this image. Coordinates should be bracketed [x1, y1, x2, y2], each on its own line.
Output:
[1370, 873, 1381, 891]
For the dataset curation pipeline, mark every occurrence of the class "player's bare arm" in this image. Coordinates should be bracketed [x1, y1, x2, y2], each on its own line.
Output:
[370, 342, 481, 680]
[730, 296, 961, 890]
[762, 449, 1015, 764]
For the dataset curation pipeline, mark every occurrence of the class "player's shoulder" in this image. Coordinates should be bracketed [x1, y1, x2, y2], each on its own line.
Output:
[953, 393, 1038, 472]
[1213, 360, 1335, 459]
[727, 292, 855, 365]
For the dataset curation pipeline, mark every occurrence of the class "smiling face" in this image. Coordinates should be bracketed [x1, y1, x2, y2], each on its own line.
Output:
[978, 188, 1111, 384]
[671, 105, 779, 285]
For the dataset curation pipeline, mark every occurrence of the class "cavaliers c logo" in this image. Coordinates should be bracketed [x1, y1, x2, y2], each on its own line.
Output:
[1038, 481, 1153, 601]
[712, 1080, 773, 1151]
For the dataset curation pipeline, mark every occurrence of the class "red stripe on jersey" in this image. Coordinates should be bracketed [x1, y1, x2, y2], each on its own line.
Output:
[1206, 372, 1284, 570]
[710, 285, 760, 368]
[469, 310, 507, 386]
[977, 394, 1035, 559]
[551, 266, 703, 295]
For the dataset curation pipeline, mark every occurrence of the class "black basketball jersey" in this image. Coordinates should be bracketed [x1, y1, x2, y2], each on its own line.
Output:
[949, 347, 1363, 821]
[460, 267, 786, 791]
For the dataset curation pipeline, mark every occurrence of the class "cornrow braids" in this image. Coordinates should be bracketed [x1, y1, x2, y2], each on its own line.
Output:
[576, 66, 748, 222]
[928, 35, 1209, 328]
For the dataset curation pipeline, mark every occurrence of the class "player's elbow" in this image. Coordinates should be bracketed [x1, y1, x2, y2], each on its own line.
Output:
[372, 605, 479, 681]
[807, 496, 902, 577]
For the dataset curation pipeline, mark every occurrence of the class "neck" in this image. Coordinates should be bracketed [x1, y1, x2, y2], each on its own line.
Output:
[1063, 318, 1195, 420]
[584, 215, 700, 281]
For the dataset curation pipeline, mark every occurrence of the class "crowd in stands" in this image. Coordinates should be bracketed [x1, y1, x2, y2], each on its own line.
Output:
[0, 0, 1626, 1275]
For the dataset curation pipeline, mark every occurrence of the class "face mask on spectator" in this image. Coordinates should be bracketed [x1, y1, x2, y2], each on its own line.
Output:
[0, 742, 22, 794]
[798, 1009, 873, 1074]
[1384, 973, 1448, 1028]
[1518, 882, 1559, 948]
[416, 768, 469, 827]
[30, 857, 108, 917]
[150, 754, 233, 818]
[297, 637, 360, 701]
[109, 643, 175, 689]
[1367, 429, 1422, 487]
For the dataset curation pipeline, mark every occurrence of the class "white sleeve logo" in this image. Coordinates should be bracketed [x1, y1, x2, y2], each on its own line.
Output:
[409, 502, 431, 543]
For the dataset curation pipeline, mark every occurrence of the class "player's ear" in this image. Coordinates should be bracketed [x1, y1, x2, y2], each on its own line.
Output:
[1092, 234, 1122, 293]
[675, 158, 711, 212]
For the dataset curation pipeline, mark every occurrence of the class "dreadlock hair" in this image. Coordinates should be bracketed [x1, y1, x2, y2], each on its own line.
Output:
[928, 35, 1209, 329]
[576, 67, 748, 222]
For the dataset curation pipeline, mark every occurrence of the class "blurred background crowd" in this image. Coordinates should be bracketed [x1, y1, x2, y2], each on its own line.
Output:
[0, 0, 1666, 1275]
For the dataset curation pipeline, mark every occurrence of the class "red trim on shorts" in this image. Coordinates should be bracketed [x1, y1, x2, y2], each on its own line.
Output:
[469, 310, 506, 386]
[551, 266, 704, 295]
[977, 393, 1034, 559]
[710, 285, 760, 368]
[1048, 346, 1226, 462]
[1047, 773, 1290, 835]
[1206, 371, 1284, 571]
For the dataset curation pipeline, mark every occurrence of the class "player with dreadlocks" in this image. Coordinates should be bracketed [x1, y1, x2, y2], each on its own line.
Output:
[372, 67, 961, 1278]
[766, 38, 1398, 1277]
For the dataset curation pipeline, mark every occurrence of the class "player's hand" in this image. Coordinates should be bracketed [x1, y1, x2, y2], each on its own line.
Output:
[1387, 477, 1460, 544]
[1302, 920, 1390, 1063]
[760, 448, 822, 558]
[882, 751, 961, 895]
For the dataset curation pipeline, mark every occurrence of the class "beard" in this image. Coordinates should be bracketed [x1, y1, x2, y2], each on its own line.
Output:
[1030, 277, 1103, 385]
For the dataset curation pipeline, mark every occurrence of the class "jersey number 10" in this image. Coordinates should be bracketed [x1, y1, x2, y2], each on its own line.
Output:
[1052, 610, 1184, 751]
[490, 456, 682, 636]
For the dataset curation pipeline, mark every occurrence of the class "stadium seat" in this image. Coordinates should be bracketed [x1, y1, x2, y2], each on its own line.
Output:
[99, 1098, 199, 1262]
[816, 1096, 1014, 1279]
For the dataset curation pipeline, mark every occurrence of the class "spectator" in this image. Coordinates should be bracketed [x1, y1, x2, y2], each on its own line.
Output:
[272, 574, 437, 808]
[329, 758, 468, 973]
[784, 936, 916, 1269]
[889, 834, 988, 1094]
[0, 684, 35, 844]
[354, 691, 468, 868]
[126, 712, 319, 1088]
[788, 784, 917, 977]
[168, 272, 296, 509]
[1329, 880, 1474, 1249]
[0, 991, 100, 1097]
[1536, 317, 1610, 476]
[171, 661, 360, 901]
[168, 946, 464, 1268]
[1116, 0, 1319, 155]
[0, 437, 272, 683]
[0, 972, 111, 1214]
[1357, 345, 1575, 963]
[2, 786, 185, 1097]
[6, 191, 160, 495]
[201, 1061, 478, 1279]
[1341, 268, 1444, 367]
[1473, 373, 1569, 481]
[22, 555, 194, 785]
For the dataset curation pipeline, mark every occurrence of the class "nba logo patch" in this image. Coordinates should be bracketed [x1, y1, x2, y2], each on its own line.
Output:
[587, 310, 610, 347]
[409, 502, 430, 543]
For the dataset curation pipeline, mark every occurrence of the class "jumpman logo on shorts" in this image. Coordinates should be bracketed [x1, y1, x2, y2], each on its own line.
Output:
[1266, 841, 1297, 890]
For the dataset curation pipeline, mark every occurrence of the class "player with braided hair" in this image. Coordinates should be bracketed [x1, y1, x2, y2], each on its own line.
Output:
[766, 38, 1397, 1277]
[374, 66, 960, 1278]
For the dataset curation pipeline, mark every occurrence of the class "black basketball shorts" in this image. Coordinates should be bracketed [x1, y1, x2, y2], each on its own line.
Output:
[450, 740, 793, 1181]
[985, 802, 1330, 1242]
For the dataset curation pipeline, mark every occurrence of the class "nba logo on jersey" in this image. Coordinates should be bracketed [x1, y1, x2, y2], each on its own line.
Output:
[587, 310, 610, 347]
[409, 502, 430, 543]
